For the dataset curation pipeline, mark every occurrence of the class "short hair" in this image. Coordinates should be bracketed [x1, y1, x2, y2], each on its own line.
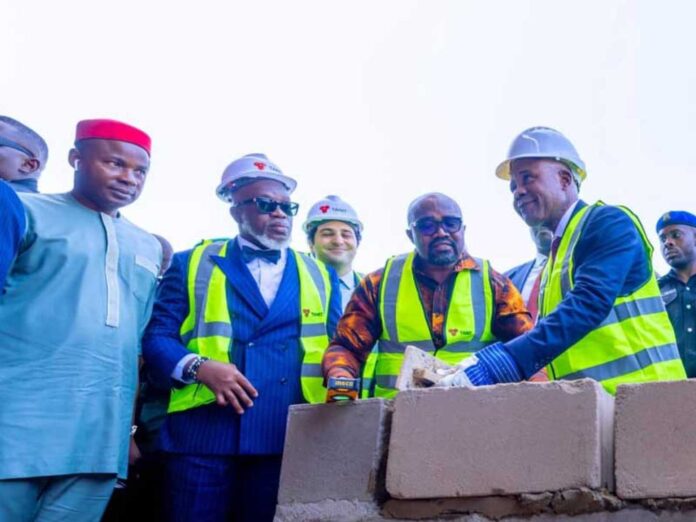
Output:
[0, 116, 49, 166]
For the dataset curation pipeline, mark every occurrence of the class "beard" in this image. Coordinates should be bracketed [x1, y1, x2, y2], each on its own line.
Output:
[249, 229, 290, 251]
[427, 239, 459, 266]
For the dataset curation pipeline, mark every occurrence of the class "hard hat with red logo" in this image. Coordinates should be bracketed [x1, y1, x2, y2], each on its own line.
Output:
[303, 195, 363, 234]
[216, 153, 297, 202]
[495, 126, 587, 184]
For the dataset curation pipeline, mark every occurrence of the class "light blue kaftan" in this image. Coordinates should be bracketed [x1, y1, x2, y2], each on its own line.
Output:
[0, 193, 161, 479]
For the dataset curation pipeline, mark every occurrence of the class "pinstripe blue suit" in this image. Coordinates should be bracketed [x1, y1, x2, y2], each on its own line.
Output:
[142, 238, 341, 521]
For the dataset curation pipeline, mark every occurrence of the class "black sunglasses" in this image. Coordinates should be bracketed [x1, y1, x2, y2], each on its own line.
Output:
[233, 197, 299, 217]
[410, 216, 463, 235]
[0, 136, 35, 158]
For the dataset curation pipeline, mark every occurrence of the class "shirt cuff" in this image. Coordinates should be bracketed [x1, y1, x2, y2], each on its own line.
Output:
[172, 353, 198, 383]
[474, 342, 524, 384]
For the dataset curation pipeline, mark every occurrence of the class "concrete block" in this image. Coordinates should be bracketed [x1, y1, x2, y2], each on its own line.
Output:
[615, 380, 696, 499]
[386, 379, 614, 499]
[278, 398, 391, 504]
[274, 499, 381, 522]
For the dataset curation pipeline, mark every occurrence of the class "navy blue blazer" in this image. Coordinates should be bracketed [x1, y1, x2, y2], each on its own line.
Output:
[502, 200, 652, 378]
[142, 238, 341, 455]
[504, 259, 535, 295]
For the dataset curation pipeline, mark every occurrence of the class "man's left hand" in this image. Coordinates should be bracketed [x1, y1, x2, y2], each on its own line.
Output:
[128, 437, 141, 467]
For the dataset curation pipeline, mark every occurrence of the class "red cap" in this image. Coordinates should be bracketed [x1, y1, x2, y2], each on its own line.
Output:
[75, 118, 151, 155]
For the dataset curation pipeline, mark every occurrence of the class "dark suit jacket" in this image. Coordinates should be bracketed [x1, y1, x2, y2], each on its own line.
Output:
[503, 200, 652, 378]
[142, 238, 341, 455]
[505, 259, 535, 295]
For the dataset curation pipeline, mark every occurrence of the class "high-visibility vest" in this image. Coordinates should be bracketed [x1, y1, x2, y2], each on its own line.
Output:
[539, 203, 686, 394]
[168, 239, 332, 413]
[346, 270, 379, 399]
[374, 251, 496, 398]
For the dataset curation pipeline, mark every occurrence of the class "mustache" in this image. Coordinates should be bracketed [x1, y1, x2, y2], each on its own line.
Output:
[431, 238, 455, 248]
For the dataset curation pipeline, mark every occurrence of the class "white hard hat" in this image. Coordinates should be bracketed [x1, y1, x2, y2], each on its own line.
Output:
[216, 153, 297, 202]
[303, 195, 363, 233]
[495, 127, 586, 183]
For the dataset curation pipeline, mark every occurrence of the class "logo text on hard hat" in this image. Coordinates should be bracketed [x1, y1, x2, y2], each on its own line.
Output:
[254, 162, 266, 171]
[319, 205, 330, 214]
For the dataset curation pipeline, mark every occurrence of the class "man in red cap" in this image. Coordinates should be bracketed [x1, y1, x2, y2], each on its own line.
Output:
[0, 119, 162, 521]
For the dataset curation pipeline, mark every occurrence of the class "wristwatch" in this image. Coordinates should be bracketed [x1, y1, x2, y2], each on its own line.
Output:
[185, 356, 210, 383]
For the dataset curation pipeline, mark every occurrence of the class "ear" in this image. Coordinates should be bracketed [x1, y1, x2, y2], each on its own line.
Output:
[308, 240, 316, 255]
[406, 228, 414, 244]
[68, 148, 80, 169]
[229, 205, 242, 224]
[558, 168, 573, 189]
[19, 157, 41, 175]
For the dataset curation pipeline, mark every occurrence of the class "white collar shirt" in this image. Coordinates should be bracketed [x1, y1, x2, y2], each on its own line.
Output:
[338, 270, 358, 312]
[237, 236, 288, 309]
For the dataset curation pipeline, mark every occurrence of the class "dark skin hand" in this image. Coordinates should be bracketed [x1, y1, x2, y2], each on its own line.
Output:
[195, 359, 259, 415]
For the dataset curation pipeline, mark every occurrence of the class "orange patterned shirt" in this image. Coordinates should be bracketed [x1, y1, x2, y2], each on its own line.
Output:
[322, 254, 533, 378]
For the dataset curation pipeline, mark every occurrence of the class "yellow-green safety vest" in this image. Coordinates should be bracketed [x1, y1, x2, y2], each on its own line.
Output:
[168, 239, 332, 413]
[539, 202, 686, 394]
[374, 251, 496, 398]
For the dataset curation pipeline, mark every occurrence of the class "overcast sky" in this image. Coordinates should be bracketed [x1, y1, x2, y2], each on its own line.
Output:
[3, 0, 694, 275]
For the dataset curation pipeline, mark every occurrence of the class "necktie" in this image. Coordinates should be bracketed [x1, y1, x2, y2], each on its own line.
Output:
[241, 245, 281, 265]
[526, 270, 543, 321]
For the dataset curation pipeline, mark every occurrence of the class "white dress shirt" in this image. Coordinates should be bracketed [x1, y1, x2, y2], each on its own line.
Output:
[237, 236, 287, 309]
[520, 254, 548, 304]
[554, 200, 580, 240]
[338, 271, 358, 312]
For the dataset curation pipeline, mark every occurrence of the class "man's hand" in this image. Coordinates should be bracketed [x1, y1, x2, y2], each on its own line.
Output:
[196, 360, 258, 414]
[324, 368, 355, 403]
[128, 437, 141, 467]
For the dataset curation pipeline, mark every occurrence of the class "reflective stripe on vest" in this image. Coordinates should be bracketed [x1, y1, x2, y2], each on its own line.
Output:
[169, 240, 332, 413]
[539, 203, 685, 394]
[374, 251, 496, 398]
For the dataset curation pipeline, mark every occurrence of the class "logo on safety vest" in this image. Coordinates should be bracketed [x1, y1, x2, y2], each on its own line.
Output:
[254, 162, 266, 171]
[302, 308, 323, 318]
[448, 328, 459, 336]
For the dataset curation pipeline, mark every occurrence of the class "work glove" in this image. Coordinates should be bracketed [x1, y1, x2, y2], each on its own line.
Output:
[435, 355, 480, 388]
[435, 342, 524, 388]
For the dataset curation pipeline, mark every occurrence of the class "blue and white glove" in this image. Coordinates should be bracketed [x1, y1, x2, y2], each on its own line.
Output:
[436, 342, 524, 388]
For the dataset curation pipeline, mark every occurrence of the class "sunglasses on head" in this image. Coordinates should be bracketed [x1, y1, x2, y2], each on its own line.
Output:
[410, 216, 463, 235]
[0, 136, 35, 158]
[233, 196, 299, 217]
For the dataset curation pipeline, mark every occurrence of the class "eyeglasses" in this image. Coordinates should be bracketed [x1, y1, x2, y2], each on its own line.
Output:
[0, 136, 35, 158]
[410, 216, 463, 235]
[233, 197, 299, 217]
